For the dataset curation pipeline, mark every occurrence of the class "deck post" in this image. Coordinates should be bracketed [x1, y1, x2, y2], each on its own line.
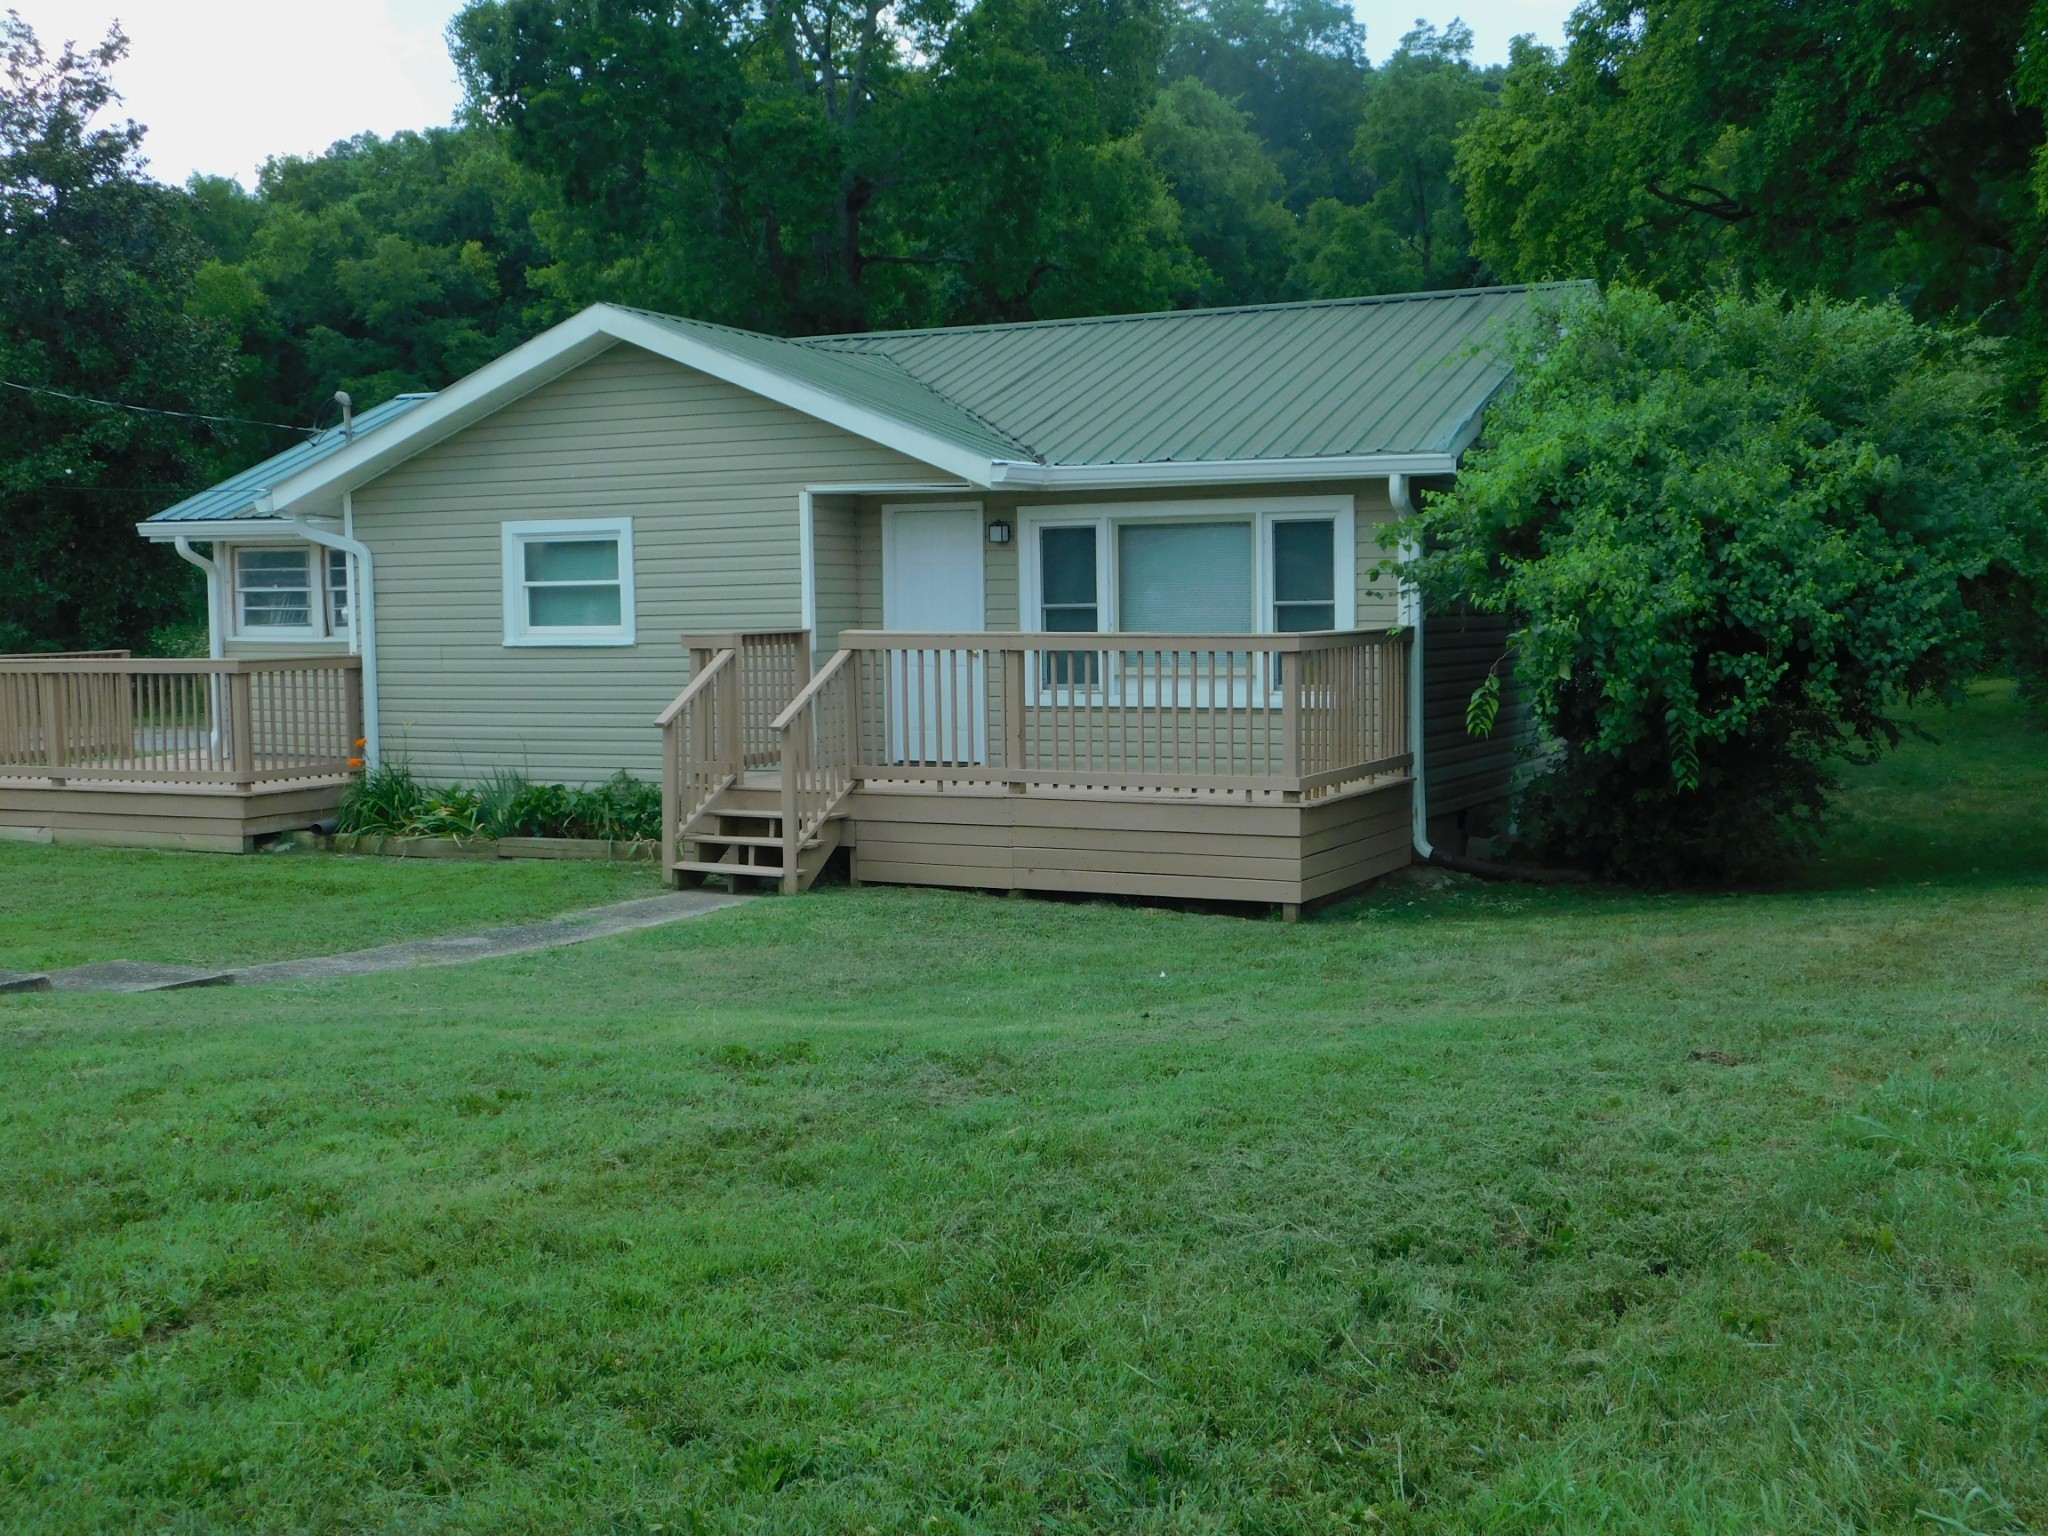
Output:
[40, 674, 67, 785]
[1001, 646, 1027, 792]
[227, 669, 256, 789]
[1280, 651, 1302, 790]
[660, 710, 681, 886]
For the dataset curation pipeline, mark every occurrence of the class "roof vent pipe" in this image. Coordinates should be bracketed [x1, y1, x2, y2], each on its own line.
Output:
[334, 390, 353, 440]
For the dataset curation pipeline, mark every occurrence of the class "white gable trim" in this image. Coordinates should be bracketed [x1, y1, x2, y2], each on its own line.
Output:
[251, 305, 1002, 516]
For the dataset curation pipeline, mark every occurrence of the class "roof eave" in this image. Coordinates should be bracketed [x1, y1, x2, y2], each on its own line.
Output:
[256, 306, 1005, 514]
[987, 452, 1463, 490]
[136, 517, 301, 541]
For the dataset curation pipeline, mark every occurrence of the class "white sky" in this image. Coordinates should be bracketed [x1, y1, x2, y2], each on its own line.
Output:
[20, 0, 1575, 189]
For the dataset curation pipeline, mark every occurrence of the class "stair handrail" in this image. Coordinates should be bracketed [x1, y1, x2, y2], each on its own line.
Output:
[774, 648, 859, 892]
[657, 647, 740, 875]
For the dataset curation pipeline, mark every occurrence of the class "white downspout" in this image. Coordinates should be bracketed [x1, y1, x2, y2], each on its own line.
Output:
[287, 497, 380, 768]
[1390, 473, 1432, 862]
[171, 537, 226, 660]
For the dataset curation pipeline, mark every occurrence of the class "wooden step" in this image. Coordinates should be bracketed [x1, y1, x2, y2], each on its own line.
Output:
[691, 832, 829, 850]
[673, 858, 787, 880]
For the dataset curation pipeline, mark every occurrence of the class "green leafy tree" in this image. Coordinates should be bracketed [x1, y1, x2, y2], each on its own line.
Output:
[185, 127, 558, 426]
[1457, 0, 2047, 392]
[1164, 0, 1372, 210]
[1138, 77, 1294, 305]
[1412, 287, 2046, 883]
[452, 0, 1195, 332]
[0, 16, 229, 651]
[1296, 20, 1496, 296]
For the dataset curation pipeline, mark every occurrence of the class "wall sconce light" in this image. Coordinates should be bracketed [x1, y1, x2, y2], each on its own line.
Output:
[987, 520, 1013, 545]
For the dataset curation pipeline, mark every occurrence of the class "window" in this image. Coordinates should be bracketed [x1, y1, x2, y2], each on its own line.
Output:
[1037, 525, 1100, 685]
[501, 517, 636, 646]
[327, 548, 352, 634]
[1271, 518, 1336, 632]
[235, 547, 315, 633]
[1118, 521, 1254, 633]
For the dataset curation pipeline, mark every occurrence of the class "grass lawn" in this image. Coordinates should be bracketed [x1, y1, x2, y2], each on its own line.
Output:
[0, 844, 662, 971]
[1, 686, 2044, 1533]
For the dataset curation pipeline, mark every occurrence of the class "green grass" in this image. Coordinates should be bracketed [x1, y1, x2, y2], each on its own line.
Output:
[1, 690, 2044, 1532]
[0, 845, 661, 970]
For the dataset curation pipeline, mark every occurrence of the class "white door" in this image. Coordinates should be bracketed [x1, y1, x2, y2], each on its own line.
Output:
[882, 506, 986, 764]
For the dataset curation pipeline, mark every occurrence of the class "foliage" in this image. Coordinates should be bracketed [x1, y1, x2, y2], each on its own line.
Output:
[1295, 21, 1497, 296]
[1138, 79, 1294, 306]
[182, 128, 560, 431]
[1457, 0, 2048, 401]
[0, 16, 227, 652]
[1412, 286, 2046, 883]
[4, 693, 2047, 1527]
[335, 761, 426, 835]
[338, 764, 660, 843]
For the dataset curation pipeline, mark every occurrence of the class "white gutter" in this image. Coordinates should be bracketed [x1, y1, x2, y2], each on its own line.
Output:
[170, 537, 225, 660]
[988, 451, 1460, 490]
[1390, 472, 1432, 862]
[286, 497, 380, 768]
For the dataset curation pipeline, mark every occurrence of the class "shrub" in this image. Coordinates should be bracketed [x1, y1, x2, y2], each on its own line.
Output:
[336, 762, 425, 834]
[1412, 286, 2046, 884]
[504, 781, 574, 838]
[563, 770, 662, 842]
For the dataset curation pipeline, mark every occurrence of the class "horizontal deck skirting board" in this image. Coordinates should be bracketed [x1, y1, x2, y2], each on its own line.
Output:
[844, 778, 1412, 904]
[0, 777, 349, 853]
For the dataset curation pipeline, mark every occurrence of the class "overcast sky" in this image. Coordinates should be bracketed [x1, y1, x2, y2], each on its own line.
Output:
[21, 0, 1576, 189]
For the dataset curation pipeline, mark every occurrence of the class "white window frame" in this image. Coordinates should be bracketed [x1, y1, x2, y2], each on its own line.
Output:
[229, 544, 325, 641]
[1017, 496, 1355, 704]
[326, 547, 352, 636]
[501, 516, 637, 648]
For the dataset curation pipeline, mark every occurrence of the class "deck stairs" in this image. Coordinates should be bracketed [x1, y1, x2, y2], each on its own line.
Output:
[671, 772, 847, 893]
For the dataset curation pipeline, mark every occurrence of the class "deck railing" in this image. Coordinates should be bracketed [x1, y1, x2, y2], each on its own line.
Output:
[682, 631, 810, 769]
[833, 628, 1410, 799]
[661, 631, 813, 868]
[0, 655, 363, 787]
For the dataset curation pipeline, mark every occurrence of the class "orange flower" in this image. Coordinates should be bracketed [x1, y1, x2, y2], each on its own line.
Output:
[347, 757, 365, 769]
[354, 737, 367, 748]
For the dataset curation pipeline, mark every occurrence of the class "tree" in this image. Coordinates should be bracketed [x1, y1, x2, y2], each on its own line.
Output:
[1295, 20, 1496, 296]
[1138, 77, 1294, 305]
[1456, 0, 2048, 394]
[1163, 0, 1372, 210]
[1412, 287, 2045, 883]
[0, 16, 230, 652]
[451, 0, 1197, 333]
[185, 127, 559, 427]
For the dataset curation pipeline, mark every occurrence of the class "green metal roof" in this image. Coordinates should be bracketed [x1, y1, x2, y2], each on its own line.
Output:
[619, 307, 1038, 462]
[796, 285, 1556, 467]
[146, 393, 437, 523]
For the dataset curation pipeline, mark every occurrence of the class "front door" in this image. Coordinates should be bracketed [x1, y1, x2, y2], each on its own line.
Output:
[882, 505, 986, 764]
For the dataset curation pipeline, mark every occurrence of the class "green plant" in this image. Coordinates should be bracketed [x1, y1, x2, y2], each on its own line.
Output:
[335, 761, 425, 834]
[1413, 285, 2046, 884]
[506, 781, 575, 838]
[472, 767, 532, 840]
[402, 784, 488, 840]
[563, 770, 661, 843]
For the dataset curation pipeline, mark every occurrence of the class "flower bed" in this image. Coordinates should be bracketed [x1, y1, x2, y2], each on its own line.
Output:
[336, 763, 662, 845]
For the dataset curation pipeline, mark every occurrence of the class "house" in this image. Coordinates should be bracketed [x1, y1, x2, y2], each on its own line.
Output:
[1, 285, 1544, 912]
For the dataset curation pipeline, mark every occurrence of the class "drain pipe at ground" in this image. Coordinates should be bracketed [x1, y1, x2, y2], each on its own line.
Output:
[1389, 473, 1432, 863]
[287, 496, 381, 768]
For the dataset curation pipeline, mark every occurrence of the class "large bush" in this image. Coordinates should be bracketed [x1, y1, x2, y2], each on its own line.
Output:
[1413, 287, 2045, 883]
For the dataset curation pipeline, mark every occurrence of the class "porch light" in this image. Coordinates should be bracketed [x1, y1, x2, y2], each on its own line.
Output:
[987, 520, 1012, 545]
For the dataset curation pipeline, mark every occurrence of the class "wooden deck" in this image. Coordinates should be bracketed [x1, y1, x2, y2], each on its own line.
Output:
[660, 629, 1416, 911]
[0, 654, 361, 852]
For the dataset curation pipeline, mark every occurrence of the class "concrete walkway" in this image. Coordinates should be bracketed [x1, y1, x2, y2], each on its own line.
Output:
[8, 889, 748, 994]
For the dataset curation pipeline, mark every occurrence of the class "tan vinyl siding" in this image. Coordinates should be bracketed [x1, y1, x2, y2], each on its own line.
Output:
[353, 343, 934, 783]
[811, 495, 863, 665]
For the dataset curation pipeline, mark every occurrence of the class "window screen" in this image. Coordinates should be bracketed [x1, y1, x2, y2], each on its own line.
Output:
[327, 548, 351, 632]
[236, 548, 312, 629]
[1117, 521, 1253, 633]
[1272, 519, 1336, 632]
[523, 538, 623, 629]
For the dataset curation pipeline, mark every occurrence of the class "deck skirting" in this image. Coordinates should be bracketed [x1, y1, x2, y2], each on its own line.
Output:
[0, 777, 350, 854]
[846, 778, 1413, 906]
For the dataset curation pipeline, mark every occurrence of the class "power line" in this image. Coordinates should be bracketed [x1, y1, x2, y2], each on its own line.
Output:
[0, 378, 317, 435]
